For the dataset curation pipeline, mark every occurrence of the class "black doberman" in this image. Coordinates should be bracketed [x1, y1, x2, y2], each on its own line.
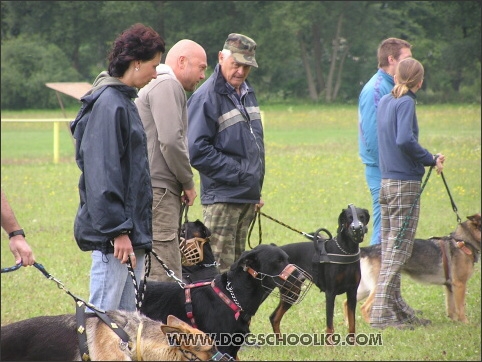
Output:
[140, 243, 310, 359]
[271, 205, 370, 343]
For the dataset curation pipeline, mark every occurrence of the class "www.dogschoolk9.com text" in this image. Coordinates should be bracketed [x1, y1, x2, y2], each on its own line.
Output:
[167, 332, 383, 347]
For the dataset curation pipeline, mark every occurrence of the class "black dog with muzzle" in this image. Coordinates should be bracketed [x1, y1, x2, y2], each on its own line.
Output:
[270, 204, 370, 344]
[140, 243, 312, 359]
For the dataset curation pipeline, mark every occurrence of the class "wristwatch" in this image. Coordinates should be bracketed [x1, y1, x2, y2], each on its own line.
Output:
[8, 229, 25, 239]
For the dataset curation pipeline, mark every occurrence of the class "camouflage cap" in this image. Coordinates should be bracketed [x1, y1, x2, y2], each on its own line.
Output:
[223, 33, 258, 68]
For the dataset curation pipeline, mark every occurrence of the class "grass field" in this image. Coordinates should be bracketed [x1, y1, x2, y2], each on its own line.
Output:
[1, 103, 480, 360]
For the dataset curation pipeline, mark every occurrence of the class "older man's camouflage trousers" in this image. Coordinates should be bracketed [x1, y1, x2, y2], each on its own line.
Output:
[202, 203, 256, 273]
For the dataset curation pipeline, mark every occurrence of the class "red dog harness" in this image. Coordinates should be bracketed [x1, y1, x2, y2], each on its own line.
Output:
[184, 280, 242, 328]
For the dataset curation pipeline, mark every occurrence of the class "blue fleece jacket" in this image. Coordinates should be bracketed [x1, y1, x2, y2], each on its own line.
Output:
[358, 69, 394, 167]
[377, 91, 435, 181]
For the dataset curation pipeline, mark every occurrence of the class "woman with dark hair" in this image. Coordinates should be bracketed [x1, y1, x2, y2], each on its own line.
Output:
[70, 23, 165, 312]
[370, 57, 445, 330]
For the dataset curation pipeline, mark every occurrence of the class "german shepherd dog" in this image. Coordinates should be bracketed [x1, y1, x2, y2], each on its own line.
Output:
[270, 205, 370, 343]
[1, 312, 231, 361]
[351, 213, 481, 324]
[140, 243, 311, 359]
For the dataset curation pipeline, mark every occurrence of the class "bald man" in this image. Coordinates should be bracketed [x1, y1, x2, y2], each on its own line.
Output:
[136, 39, 207, 281]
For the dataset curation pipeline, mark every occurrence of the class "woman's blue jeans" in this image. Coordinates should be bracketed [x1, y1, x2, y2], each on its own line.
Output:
[88, 249, 145, 311]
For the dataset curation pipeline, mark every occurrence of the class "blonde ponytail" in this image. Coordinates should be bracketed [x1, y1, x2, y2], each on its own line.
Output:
[391, 58, 424, 98]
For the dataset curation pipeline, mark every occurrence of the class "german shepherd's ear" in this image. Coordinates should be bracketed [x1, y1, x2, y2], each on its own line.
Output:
[165, 314, 188, 328]
[161, 315, 190, 335]
[467, 213, 481, 227]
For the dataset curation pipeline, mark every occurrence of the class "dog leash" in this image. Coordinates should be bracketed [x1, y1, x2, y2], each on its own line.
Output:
[137, 250, 187, 312]
[2, 260, 131, 361]
[249, 210, 315, 248]
[179, 202, 189, 237]
[136, 203, 196, 310]
[1, 261, 113, 313]
[440, 172, 462, 224]
[247, 209, 262, 248]
[125, 255, 143, 310]
[394, 161, 436, 249]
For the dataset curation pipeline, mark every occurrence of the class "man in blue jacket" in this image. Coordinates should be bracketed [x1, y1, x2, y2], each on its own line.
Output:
[358, 38, 412, 245]
[187, 33, 265, 273]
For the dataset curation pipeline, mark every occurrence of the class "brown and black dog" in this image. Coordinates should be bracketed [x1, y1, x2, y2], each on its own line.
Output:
[350, 213, 481, 324]
[1, 312, 231, 361]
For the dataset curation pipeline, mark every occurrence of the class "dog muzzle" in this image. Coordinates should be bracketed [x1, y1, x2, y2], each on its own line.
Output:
[348, 204, 366, 244]
[244, 264, 313, 305]
[180, 237, 207, 266]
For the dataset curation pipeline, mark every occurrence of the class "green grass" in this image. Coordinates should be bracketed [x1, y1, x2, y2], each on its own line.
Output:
[1, 104, 480, 360]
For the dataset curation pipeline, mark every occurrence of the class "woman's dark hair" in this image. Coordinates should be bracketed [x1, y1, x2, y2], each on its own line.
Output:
[108, 23, 165, 77]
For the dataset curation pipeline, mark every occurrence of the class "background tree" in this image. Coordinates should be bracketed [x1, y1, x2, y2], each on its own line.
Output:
[1, 0, 480, 109]
[1, 35, 81, 109]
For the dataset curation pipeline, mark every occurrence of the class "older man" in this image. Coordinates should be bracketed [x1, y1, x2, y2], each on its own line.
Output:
[136, 39, 207, 281]
[187, 33, 265, 273]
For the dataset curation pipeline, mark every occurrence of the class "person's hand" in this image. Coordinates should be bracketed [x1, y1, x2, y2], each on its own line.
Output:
[434, 153, 445, 175]
[255, 197, 265, 211]
[113, 234, 136, 268]
[182, 188, 197, 206]
[9, 236, 35, 266]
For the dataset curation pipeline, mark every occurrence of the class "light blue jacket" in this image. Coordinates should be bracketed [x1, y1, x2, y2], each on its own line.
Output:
[358, 69, 394, 167]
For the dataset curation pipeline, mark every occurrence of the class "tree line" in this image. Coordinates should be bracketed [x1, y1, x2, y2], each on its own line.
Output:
[1, 1, 480, 109]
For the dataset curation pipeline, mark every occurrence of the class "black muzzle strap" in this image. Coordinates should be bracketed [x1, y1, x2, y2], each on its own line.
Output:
[348, 203, 365, 244]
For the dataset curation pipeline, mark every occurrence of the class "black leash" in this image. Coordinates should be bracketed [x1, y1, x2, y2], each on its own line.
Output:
[137, 202, 190, 309]
[125, 256, 142, 310]
[179, 202, 189, 233]
[247, 209, 262, 248]
[248, 210, 313, 249]
[394, 162, 436, 249]
[1, 262, 24, 273]
[137, 250, 186, 311]
[2, 261, 131, 361]
[440, 172, 462, 224]
[1, 261, 111, 312]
